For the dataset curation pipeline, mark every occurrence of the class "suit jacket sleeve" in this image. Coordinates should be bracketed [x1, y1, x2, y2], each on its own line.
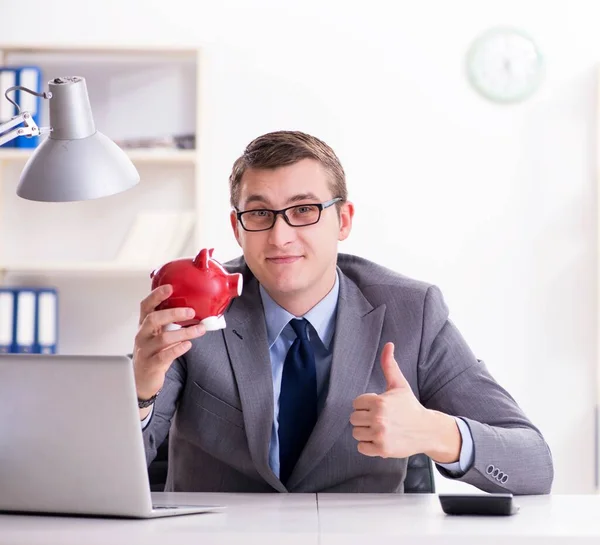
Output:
[417, 285, 554, 495]
[141, 355, 186, 466]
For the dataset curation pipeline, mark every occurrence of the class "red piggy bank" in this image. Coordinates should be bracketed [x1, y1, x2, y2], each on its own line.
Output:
[150, 248, 243, 331]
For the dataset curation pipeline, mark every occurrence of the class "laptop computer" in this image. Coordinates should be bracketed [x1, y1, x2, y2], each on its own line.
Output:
[0, 353, 222, 518]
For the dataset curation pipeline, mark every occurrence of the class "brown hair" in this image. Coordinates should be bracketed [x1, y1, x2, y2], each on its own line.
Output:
[228, 130, 347, 209]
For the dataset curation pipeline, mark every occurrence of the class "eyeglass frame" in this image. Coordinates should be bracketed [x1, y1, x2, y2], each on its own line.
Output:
[235, 197, 343, 232]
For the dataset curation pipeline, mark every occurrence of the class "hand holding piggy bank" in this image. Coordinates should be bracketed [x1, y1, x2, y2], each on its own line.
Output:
[150, 248, 243, 331]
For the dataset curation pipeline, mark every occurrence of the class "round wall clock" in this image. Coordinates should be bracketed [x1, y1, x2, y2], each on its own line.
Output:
[466, 27, 544, 104]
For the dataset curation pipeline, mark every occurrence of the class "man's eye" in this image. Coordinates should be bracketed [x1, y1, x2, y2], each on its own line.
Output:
[296, 206, 316, 214]
[249, 210, 270, 217]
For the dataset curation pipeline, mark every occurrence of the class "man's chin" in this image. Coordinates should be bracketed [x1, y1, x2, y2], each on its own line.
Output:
[261, 271, 306, 296]
[267, 276, 303, 295]
[254, 258, 308, 291]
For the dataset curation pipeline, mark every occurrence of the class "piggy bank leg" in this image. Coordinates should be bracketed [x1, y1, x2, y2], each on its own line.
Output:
[201, 315, 227, 331]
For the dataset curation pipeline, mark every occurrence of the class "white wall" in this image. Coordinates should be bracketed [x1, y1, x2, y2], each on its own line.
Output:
[1, 0, 598, 494]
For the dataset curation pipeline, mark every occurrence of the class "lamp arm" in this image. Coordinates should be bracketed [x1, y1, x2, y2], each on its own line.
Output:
[0, 86, 53, 147]
[5, 85, 52, 114]
[0, 112, 49, 147]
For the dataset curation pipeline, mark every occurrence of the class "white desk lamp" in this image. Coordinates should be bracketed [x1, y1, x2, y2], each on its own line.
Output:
[0, 76, 139, 202]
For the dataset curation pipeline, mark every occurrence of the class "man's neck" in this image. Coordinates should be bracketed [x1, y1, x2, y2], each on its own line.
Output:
[265, 270, 337, 317]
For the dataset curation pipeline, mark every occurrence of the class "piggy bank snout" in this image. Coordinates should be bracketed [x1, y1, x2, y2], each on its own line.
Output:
[226, 273, 243, 298]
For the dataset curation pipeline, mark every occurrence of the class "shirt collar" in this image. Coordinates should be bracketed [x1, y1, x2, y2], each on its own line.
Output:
[259, 271, 339, 350]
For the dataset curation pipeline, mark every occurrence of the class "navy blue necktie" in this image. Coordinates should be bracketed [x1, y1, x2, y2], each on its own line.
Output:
[278, 318, 317, 485]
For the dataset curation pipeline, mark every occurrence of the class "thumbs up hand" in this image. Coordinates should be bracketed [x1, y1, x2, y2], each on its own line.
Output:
[350, 342, 462, 463]
[380, 341, 412, 391]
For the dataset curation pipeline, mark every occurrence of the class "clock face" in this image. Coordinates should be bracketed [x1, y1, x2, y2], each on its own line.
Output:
[466, 27, 544, 103]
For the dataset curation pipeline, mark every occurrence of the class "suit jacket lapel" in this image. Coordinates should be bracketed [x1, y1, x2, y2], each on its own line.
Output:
[222, 273, 286, 492]
[286, 269, 386, 489]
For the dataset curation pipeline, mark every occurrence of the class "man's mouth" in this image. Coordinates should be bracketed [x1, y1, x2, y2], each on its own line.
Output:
[266, 256, 302, 264]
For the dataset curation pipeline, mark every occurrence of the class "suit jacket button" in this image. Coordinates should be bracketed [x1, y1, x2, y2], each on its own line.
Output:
[492, 468, 500, 478]
[486, 464, 495, 474]
[501, 474, 509, 484]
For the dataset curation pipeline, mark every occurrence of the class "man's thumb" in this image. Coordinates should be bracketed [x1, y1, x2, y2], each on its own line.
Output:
[381, 342, 409, 391]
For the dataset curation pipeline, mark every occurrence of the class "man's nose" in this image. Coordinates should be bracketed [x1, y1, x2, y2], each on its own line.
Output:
[267, 213, 295, 246]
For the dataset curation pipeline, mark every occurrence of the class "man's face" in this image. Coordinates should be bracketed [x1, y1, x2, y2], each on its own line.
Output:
[230, 158, 353, 304]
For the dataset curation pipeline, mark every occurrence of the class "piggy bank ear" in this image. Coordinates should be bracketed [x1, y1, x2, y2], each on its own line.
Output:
[193, 248, 210, 269]
[209, 248, 214, 259]
[150, 269, 156, 279]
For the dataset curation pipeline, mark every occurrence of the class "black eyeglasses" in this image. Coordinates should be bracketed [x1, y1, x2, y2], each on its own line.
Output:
[236, 197, 343, 232]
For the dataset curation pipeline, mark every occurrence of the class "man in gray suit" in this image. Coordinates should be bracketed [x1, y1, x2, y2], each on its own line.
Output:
[134, 131, 553, 494]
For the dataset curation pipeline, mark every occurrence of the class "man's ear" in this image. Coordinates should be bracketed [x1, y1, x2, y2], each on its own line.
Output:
[338, 201, 354, 241]
[230, 210, 242, 247]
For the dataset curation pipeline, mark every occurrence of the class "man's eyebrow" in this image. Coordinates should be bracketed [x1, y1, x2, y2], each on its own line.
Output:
[287, 193, 320, 204]
[243, 194, 269, 207]
[243, 192, 321, 207]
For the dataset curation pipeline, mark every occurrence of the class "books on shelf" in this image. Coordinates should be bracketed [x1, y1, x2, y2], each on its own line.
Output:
[0, 65, 42, 149]
[0, 287, 58, 354]
[113, 133, 195, 150]
[115, 210, 195, 267]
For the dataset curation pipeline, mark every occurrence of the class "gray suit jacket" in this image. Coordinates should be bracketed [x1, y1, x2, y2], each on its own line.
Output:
[143, 253, 553, 494]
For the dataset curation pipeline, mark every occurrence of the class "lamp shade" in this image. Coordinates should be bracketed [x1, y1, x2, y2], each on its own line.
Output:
[17, 76, 139, 202]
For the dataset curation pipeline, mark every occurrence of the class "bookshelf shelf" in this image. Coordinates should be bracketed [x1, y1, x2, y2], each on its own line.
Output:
[0, 148, 197, 165]
[0, 43, 198, 56]
[0, 261, 154, 275]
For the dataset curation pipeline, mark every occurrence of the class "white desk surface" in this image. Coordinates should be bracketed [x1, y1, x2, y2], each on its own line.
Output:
[2, 493, 600, 545]
[317, 493, 600, 544]
[0, 492, 318, 545]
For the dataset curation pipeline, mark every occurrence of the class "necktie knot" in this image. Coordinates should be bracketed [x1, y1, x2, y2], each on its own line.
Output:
[289, 318, 309, 342]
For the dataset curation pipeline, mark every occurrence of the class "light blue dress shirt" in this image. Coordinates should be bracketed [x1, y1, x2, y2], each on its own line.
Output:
[144, 272, 474, 478]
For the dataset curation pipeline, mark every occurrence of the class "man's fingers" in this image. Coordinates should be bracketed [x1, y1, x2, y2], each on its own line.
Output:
[159, 322, 206, 345]
[138, 323, 206, 362]
[349, 410, 371, 427]
[139, 284, 173, 325]
[352, 393, 379, 411]
[141, 340, 193, 374]
[352, 426, 375, 442]
[381, 342, 410, 391]
[357, 441, 379, 457]
[142, 307, 197, 337]
[157, 340, 193, 368]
